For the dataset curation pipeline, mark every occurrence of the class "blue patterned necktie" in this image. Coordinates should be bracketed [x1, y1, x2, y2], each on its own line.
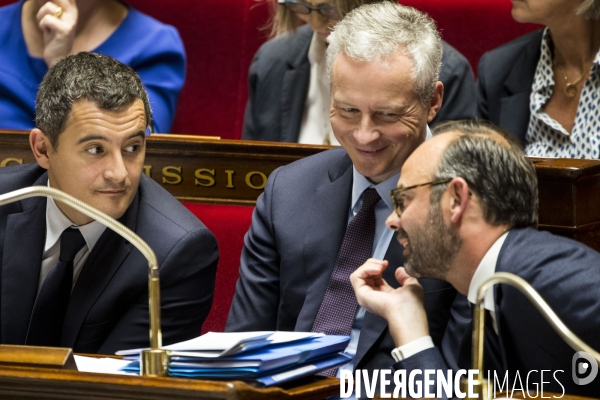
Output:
[26, 227, 86, 346]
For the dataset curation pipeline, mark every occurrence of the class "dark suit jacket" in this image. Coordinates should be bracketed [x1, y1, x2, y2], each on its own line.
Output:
[396, 227, 600, 397]
[476, 30, 543, 145]
[242, 25, 477, 142]
[226, 147, 466, 394]
[0, 163, 218, 354]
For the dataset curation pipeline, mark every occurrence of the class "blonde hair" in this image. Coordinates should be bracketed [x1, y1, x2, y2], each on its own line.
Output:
[577, 0, 600, 19]
[264, 0, 389, 38]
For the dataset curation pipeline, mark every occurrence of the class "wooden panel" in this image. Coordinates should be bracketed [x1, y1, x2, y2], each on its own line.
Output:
[0, 363, 339, 400]
[4, 131, 600, 251]
[0, 130, 331, 206]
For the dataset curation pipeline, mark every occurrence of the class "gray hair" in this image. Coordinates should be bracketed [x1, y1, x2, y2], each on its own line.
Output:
[577, 0, 600, 19]
[431, 120, 539, 229]
[326, 2, 442, 105]
[36, 52, 152, 148]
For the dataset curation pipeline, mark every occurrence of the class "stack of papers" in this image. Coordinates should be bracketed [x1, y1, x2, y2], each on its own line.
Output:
[117, 331, 351, 386]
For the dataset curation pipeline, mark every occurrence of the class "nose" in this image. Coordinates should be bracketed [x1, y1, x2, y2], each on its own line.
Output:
[386, 211, 401, 231]
[354, 115, 379, 145]
[104, 151, 128, 183]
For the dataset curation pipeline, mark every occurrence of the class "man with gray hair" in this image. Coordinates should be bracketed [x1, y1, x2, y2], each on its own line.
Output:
[227, 2, 467, 393]
[0, 52, 218, 354]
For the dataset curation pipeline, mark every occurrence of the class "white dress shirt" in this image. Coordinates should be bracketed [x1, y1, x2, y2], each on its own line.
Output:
[40, 188, 106, 291]
[391, 231, 509, 361]
[298, 32, 339, 146]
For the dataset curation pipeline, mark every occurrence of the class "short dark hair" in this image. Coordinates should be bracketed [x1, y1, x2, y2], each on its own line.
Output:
[35, 52, 152, 148]
[430, 119, 539, 229]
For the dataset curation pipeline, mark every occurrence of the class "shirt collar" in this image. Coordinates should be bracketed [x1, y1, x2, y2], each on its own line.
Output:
[45, 181, 107, 253]
[351, 168, 398, 213]
[467, 231, 509, 310]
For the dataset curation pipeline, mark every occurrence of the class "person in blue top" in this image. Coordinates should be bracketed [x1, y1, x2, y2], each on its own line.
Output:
[0, 0, 185, 133]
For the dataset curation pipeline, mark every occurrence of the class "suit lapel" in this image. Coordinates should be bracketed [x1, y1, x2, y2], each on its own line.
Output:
[1, 196, 47, 344]
[281, 27, 312, 143]
[294, 153, 353, 331]
[61, 192, 140, 348]
[500, 31, 541, 143]
[355, 234, 404, 367]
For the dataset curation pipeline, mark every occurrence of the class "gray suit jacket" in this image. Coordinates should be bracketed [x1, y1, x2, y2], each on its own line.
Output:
[226, 147, 467, 394]
[476, 30, 543, 145]
[242, 25, 477, 142]
[0, 163, 218, 354]
[395, 227, 600, 397]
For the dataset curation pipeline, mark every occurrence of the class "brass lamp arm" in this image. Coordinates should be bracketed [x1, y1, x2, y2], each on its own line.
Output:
[474, 272, 600, 373]
[0, 186, 167, 376]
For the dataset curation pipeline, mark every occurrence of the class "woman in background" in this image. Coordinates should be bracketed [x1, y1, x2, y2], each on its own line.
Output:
[0, 0, 185, 133]
[477, 0, 600, 158]
[242, 0, 476, 144]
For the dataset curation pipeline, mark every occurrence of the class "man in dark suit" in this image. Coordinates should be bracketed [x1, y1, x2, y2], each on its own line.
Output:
[0, 52, 218, 354]
[227, 2, 467, 395]
[242, 2, 477, 143]
[352, 120, 600, 397]
[476, 30, 542, 145]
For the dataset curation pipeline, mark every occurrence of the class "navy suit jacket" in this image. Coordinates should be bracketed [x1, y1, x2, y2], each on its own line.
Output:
[476, 30, 543, 145]
[242, 25, 477, 142]
[0, 163, 218, 354]
[395, 227, 600, 397]
[226, 147, 467, 394]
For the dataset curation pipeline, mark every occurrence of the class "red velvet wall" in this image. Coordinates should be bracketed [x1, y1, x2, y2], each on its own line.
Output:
[401, 0, 541, 73]
[2, 0, 542, 140]
[125, 0, 271, 138]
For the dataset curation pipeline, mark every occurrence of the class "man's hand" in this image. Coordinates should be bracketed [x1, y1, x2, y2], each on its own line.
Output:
[37, 0, 78, 67]
[350, 259, 430, 347]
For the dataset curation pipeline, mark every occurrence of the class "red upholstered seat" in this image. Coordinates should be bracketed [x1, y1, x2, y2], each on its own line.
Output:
[182, 203, 254, 333]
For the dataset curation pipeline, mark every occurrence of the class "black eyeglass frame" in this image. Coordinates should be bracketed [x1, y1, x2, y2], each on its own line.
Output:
[281, 0, 342, 20]
[389, 178, 453, 217]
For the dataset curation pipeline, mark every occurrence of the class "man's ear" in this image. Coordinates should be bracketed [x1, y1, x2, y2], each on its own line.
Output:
[447, 177, 470, 224]
[29, 128, 53, 170]
[426, 81, 444, 123]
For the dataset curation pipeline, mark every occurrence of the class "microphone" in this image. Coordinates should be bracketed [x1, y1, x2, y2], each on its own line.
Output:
[462, 272, 600, 400]
[0, 186, 168, 376]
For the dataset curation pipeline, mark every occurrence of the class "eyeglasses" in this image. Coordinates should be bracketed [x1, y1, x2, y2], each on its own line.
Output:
[281, 0, 342, 20]
[389, 178, 453, 217]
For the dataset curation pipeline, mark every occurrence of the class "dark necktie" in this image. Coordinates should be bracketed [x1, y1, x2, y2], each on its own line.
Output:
[26, 227, 86, 347]
[312, 188, 380, 375]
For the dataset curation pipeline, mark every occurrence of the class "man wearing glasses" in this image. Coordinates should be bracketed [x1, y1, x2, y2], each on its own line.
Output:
[228, 2, 467, 395]
[351, 120, 600, 397]
[241, 0, 476, 144]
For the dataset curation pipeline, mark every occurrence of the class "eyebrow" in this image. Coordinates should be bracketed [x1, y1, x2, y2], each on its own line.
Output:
[77, 131, 146, 145]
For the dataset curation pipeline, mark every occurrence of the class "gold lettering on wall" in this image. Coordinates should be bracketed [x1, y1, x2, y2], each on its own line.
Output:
[195, 169, 216, 187]
[143, 165, 152, 177]
[245, 171, 267, 190]
[225, 170, 235, 189]
[162, 166, 182, 185]
[0, 158, 24, 167]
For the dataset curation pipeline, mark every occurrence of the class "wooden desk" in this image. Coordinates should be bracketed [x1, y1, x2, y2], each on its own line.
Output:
[0, 363, 339, 400]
